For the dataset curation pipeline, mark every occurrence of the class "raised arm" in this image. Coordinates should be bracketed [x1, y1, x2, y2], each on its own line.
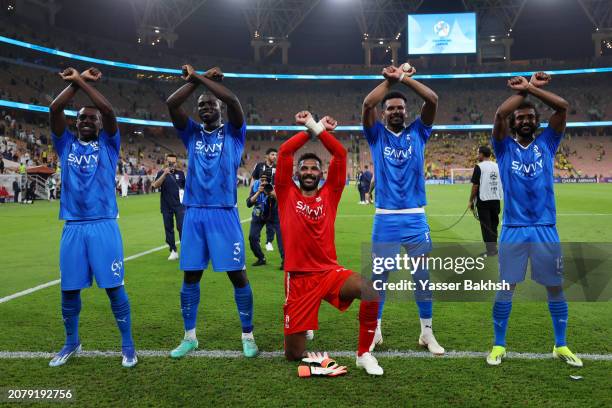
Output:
[399, 66, 438, 126]
[276, 132, 309, 187]
[362, 73, 394, 128]
[317, 116, 346, 190]
[527, 72, 568, 133]
[166, 65, 225, 130]
[492, 76, 529, 141]
[384, 64, 438, 126]
[277, 112, 312, 187]
[183, 65, 244, 128]
[49, 79, 78, 137]
[166, 82, 198, 131]
[61, 67, 117, 135]
[151, 168, 170, 189]
[49, 67, 101, 136]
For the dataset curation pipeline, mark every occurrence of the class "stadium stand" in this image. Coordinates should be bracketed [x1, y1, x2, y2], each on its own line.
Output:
[0, 14, 610, 191]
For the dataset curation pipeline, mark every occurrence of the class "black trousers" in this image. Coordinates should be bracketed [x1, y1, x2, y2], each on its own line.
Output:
[162, 206, 184, 252]
[265, 223, 275, 244]
[476, 199, 500, 254]
[249, 215, 284, 261]
[358, 187, 365, 201]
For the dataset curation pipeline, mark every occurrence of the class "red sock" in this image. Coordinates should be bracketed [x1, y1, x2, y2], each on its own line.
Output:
[358, 300, 379, 356]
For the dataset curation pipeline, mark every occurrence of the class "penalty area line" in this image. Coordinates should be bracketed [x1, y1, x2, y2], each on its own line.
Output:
[0, 217, 252, 305]
[0, 349, 611, 361]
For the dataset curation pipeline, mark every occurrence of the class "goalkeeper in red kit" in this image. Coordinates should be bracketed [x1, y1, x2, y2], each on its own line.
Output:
[276, 111, 383, 376]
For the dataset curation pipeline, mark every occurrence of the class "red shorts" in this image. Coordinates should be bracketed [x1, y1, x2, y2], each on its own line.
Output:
[283, 267, 354, 335]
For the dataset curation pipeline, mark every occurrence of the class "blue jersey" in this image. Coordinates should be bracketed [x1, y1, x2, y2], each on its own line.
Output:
[52, 128, 119, 221]
[363, 118, 432, 209]
[176, 118, 245, 207]
[492, 126, 563, 227]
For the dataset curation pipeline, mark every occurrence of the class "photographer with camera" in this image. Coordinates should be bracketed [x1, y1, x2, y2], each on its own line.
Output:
[152, 153, 185, 261]
[247, 169, 284, 269]
[250, 148, 278, 251]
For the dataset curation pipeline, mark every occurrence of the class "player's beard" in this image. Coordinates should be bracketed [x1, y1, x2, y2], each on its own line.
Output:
[386, 113, 405, 131]
[515, 123, 537, 140]
[299, 174, 320, 192]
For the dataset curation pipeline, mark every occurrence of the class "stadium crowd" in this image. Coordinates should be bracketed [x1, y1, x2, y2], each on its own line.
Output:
[1, 13, 610, 203]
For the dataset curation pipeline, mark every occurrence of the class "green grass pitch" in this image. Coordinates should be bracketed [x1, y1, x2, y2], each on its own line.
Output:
[0, 184, 611, 407]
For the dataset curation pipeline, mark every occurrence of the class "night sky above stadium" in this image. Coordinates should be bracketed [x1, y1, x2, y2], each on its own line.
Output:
[54, 0, 595, 66]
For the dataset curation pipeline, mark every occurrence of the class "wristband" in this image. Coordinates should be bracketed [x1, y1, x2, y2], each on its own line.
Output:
[399, 73, 406, 83]
[305, 117, 325, 136]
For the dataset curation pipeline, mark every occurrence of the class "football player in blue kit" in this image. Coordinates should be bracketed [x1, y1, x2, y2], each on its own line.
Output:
[487, 72, 582, 367]
[48, 67, 136, 368]
[165, 65, 258, 358]
[362, 63, 444, 355]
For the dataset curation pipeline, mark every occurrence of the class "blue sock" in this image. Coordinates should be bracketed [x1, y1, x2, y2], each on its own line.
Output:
[181, 282, 200, 331]
[413, 267, 433, 319]
[106, 286, 134, 349]
[61, 290, 81, 347]
[548, 301, 568, 347]
[234, 284, 254, 333]
[492, 301, 513, 347]
[547, 287, 568, 347]
[416, 301, 433, 319]
[371, 270, 388, 320]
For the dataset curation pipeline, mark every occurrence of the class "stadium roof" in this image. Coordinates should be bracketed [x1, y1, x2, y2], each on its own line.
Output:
[13, 0, 603, 64]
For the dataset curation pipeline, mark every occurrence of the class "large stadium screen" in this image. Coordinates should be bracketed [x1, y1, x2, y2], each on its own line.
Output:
[407, 12, 477, 55]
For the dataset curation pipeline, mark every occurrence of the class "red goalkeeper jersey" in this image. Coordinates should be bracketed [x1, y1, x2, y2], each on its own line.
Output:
[275, 130, 347, 273]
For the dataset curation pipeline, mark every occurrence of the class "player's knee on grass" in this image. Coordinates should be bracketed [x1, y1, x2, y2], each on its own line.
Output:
[184, 270, 203, 284]
[227, 269, 249, 288]
[284, 333, 306, 361]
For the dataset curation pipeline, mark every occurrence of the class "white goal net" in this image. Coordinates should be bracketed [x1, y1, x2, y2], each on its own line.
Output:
[450, 168, 474, 184]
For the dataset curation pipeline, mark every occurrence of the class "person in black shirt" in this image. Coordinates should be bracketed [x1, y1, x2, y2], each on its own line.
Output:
[360, 165, 373, 204]
[12, 179, 20, 203]
[152, 154, 186, 260]
[250, 148, 278, 251]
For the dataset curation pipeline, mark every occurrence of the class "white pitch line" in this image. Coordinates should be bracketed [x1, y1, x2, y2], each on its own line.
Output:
[0, 280, 61, 304]
[0, 217, 252, 305]
[0, 349, 611, 361]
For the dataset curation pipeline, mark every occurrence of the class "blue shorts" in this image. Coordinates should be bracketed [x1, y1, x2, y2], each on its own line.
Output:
[180, 207, 246, 272]
[371, 213, 432, 268]
[498, 225, 563, 286]
[59, 219, 125, 290]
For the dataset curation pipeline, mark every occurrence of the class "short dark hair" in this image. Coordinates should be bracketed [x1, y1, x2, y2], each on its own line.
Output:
[509, 100, 540, 130]
[297, 152, 322, 166]
[381, 91, 408, 108]
[478, 146, 492, 157]
[266, 148, 277, 155]
[166, 153, 177, 159]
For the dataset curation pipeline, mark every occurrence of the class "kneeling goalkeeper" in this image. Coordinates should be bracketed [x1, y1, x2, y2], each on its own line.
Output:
[276, 111, 383, 376]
